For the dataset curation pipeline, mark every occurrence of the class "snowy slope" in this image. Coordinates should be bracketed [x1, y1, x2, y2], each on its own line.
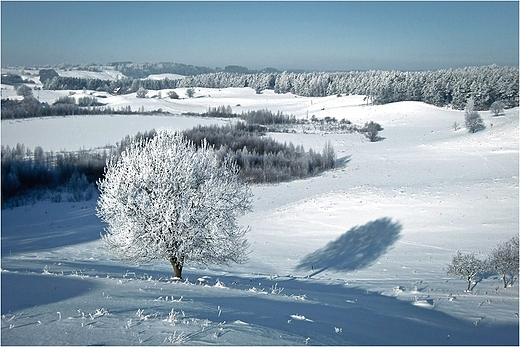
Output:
[56, 68, 125, 81]
[145, 73, 185, 80]
[1, 87, 518, 345]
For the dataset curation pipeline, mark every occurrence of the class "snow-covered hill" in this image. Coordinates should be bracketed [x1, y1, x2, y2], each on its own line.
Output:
[1, 85, 518, 345]
[54, 68, 124, 81]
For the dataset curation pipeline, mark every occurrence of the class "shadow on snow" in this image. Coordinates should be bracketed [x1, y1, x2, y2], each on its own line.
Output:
[186, 274, 518, 346]
[1, 272, 98, 314]
[1, 204, 101, 255]
[296, 217, 402, 277]
[1, 258, 518, 345]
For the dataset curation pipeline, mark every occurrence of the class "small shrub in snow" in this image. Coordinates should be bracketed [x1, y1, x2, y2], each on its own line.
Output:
[490, 100, 505, 116]
[270, 283, 284, 294]
[446, 251, 485, 291]
[163, 308, 181, 325]
[452, 121, 460, 131]
[167, 90, 179, 99]
[164, 331, 189, 344]
[360, 121, 383, 142]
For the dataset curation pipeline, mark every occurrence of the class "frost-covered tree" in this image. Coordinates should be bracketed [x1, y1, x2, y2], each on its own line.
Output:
[96, 130, 252, 278]
[16, 84, 34, 99]
[446, 251, 485, 291]
[185, 88, 195, 98]
[136, 87, 148, 98]
[489, 100, 505, 116]
[487, 236, 519, 288]
[361, 121, 383, 142]
[322, 141, 336, 169]
[464, 98, 484, 133]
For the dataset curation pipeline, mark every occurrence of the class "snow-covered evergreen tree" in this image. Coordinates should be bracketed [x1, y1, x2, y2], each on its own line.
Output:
[96, 130, 252, 278]
[464, 98, 484, 133]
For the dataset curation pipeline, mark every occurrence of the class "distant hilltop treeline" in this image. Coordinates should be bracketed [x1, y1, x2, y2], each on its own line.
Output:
[107, 62, 286, 78]
[3, 63, 518, 111]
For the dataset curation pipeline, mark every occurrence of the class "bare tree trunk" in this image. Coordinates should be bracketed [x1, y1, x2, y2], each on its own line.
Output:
[503, 274, 508, 288]
[169, 256, 184, 279]
[467, 277, 472, 291]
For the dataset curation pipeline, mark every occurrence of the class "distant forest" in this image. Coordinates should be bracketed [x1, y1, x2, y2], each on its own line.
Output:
[32, 64, 519, 111]
[106, 61, 281, 78]
[0, 96, 167, 120]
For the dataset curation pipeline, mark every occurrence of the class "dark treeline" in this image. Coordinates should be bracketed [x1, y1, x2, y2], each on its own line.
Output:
[108, 62, 280, 78]
[193, 106, 375, 139]
[108, 61, 216, 79]
[184, 123, 336, 183]
[1, 129, 158, 207]
[2, 126, 337, 207]
[0, 96, 164, 120]
[188, 106, 300, 128]
[42, 76, 181, 95]
[40, 65, 519, 111]
[1, 73, 35, 85]
[1, 144, 105, 206]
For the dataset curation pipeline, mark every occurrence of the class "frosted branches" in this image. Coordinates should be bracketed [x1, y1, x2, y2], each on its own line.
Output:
[96, 130, 252, 277]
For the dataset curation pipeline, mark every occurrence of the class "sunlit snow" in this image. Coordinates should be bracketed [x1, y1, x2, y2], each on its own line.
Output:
[1, 72, 518, 345]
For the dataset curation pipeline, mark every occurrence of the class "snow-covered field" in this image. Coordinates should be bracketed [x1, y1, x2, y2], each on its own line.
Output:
[1, 83, 519, 345]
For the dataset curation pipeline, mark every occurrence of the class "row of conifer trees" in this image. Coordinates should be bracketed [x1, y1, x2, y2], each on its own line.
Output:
[40, 65, 518, 111]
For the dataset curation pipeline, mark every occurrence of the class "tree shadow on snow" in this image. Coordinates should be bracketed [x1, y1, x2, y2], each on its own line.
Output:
[335, 155, 351, 168]
[187, 273, 518, 346]
[1, 272, 98, 314]
[1, 205, 101, 255]
[296, 217, 402, 277]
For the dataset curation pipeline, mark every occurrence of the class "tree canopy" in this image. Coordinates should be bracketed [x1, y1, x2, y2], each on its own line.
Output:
[96, 130, 252, 278]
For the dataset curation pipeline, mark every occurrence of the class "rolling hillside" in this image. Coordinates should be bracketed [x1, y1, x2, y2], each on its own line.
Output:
[1, 77, 518, 345]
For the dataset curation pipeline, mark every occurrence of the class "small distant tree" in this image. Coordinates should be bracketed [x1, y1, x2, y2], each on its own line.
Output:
[136, 87, 148, 98]
[167, 90, 179, 99]
[33, 146, 44, 164]
[96, 130, 252, 279]
[464, 98, 484, 133]
[16, 84, 33, 99]
[186, 88, 195, 98]
[361, 121, 383, 142]
[489, 100, 505, 116]
[487, 236, 519, 288]
[446, 251, 485, 291]
[453, 121, 460, 131]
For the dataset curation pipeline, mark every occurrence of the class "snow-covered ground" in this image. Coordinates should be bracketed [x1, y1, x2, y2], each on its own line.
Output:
[145, 73, 185, 81]
[1, 85, 518, 345]
[55, 68, 125, 81]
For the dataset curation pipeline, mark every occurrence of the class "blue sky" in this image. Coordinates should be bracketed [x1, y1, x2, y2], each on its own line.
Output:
[1, 1, 518, 71]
